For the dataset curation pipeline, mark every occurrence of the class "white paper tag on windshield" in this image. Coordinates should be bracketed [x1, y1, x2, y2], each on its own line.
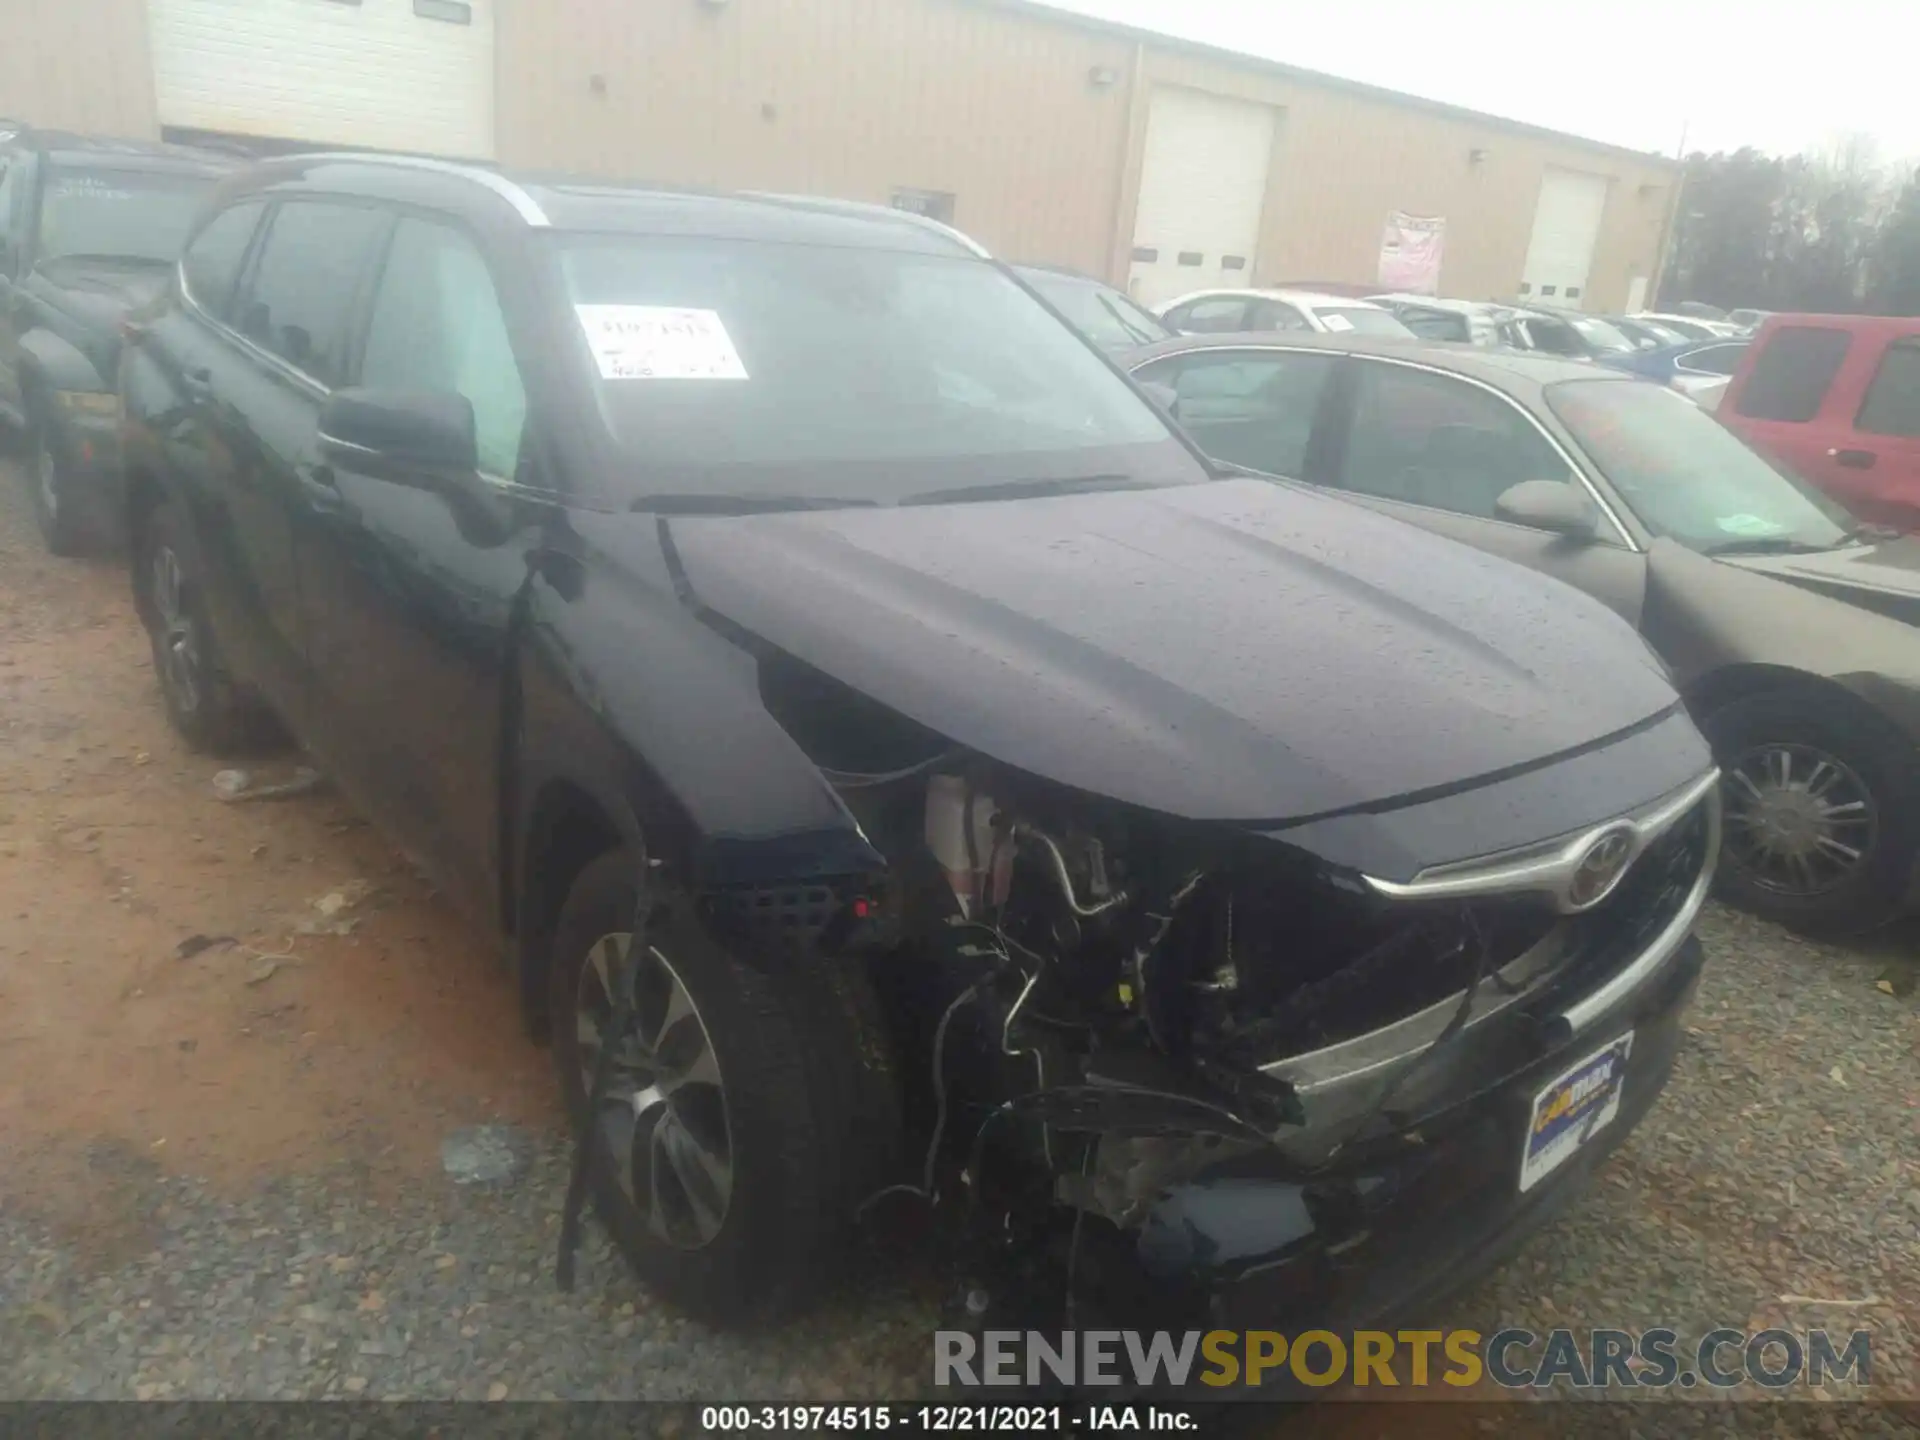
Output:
[1319, 313, 1354, 332]
[575, 305, 749, 381]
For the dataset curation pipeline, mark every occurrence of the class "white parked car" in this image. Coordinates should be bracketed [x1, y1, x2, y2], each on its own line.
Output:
[1156, 288, 1414, 338]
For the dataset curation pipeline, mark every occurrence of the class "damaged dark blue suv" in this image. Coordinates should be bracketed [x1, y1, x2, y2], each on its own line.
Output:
[121, 153, 1718, 1331]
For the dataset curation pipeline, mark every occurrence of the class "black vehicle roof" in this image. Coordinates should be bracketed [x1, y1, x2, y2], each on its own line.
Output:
[1125, 330, 1630, 395]
[7, 127, 235, 175]
[211, 151, 981, 256]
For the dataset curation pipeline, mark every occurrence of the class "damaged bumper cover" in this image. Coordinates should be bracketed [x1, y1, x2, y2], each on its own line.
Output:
[1080, 769, 1720, 1326]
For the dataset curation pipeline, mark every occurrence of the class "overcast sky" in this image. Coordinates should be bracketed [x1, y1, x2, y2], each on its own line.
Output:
[1049, 0, 1919, 166]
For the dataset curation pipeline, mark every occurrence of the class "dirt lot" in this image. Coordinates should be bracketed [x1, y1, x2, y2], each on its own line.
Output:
[0, 458, 1915, 1418]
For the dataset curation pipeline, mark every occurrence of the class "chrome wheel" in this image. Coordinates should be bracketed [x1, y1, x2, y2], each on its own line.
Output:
[575, 931, 733, 1250]
[150, 545, 201, 715]
[34, 433, 59, 522]
[1723, 743, 1876, 896]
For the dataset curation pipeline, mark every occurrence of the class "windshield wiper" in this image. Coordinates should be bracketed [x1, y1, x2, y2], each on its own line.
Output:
[1702, 536, 1839, 556]
[898, 473, 1152, 506]
[1094, 291, 1163, 345]
[36, 251, 171, 269]
[628, 494, 878, 515]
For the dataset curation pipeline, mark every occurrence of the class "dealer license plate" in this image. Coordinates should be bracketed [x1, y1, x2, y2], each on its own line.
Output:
[1518, 1032, 1634, 1193]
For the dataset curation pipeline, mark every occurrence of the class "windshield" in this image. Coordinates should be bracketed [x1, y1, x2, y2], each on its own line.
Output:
[1566, 315, 1636, 354]
[1314, 306, 1414, 337]
[38, 166, 217, 265]
[1546, 379, 1856, 552]
[1019, 269, 1169, 352]
[556, 235, 1197, 506]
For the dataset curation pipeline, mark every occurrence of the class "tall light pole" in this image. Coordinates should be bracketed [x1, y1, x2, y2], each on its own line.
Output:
[1650, 118, 1692, 310]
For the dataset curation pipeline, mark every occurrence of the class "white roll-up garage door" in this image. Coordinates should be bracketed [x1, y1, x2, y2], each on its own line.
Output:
[1128, 86, 1277, 308]
[148, 0, 495, 159]
[1519, 168, 1610, 309]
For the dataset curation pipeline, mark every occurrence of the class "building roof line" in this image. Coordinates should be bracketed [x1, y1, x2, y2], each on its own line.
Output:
[975, 0, 1682, 173]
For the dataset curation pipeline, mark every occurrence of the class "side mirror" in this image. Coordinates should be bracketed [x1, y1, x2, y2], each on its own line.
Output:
[317, 388, 477, 479]
[1495, 479, 1598, 540]
[1138, 379, 1180, 419]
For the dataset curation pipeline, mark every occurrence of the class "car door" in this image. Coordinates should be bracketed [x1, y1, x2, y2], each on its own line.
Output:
[1131, 345, 1341, 480]
[1719, 322, 1854, 492]
[1845, 336, 1920, 524]
[140, 198, 271, 683]
[192, 199, 393, 727]
[1319, 357, 1649, 623]
[295, 214, 544, 925]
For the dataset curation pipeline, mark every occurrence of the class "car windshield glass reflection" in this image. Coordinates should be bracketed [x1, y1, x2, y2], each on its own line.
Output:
[38, 167, 218, 265]
[555, 235, 1198, 508]
[1546, 379, 1856, 553]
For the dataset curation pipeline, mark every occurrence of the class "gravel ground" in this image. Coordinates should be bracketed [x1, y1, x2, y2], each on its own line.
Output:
[0, 463, 1914, 1420]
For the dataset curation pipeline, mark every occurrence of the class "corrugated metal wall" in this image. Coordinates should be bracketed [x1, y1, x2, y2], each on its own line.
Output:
[0, 0, 159, 139]
[497, 0, 1673, 310]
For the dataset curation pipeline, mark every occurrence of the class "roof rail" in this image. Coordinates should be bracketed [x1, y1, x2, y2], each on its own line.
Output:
[280, 149, 550, 227]
[743, 190, 991, 258]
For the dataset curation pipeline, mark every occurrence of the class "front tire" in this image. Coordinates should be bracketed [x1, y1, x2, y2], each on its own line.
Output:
[1702, 689, 1918, 937]
[549, 852, 884, 1324]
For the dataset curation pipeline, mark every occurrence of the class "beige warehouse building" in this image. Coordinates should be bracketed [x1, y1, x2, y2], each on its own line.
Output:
[3, 0, 1679, 310]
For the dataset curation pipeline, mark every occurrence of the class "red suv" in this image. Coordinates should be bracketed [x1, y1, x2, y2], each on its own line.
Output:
[1719, 313, 1920, 529]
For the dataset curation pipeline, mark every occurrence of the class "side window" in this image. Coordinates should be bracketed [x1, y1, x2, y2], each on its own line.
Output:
[233, 202, 389, 386]
[180, 202, 265, 321]
[1248, 299, 1309, 332]
[1735, 326, 1850, 424]
[1524, 319, 1584, 358]
[1399, 308, 1470, 344]
[1337, 362, 1576, 519]
[359, 218, 529, 479]
[1175, 298, 1250, 334]
[1137, 349, 1337, 478]
[1680, 343, 1744, 377]
[1855, 340, 1920, 439]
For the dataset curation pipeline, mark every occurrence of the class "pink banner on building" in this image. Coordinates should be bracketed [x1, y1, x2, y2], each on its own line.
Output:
[1377, 211, 1446, 294]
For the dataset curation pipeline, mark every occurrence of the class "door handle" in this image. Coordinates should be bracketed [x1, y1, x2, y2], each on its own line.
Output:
[1829, 448, 1877, 469]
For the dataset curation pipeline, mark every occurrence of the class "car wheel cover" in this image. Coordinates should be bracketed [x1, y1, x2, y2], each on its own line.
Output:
[1723, 742, 1877, 896]
[35, 434, 59, 522]
[575, 931, 734, 1250]
[150, 545, 201, 716]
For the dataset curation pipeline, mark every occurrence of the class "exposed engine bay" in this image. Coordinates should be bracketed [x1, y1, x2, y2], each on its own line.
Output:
[745, 654, 1718, 1322]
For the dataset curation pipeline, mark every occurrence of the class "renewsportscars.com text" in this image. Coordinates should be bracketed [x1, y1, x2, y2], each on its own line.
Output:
[934, 1327, 1873, 1390]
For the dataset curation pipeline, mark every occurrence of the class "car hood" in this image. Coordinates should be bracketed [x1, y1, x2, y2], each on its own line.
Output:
[657, 478, 1678, 824]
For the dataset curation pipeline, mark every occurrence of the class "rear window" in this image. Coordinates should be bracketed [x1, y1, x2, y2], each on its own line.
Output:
[1313, 306, 1413, 337]
[1855, 340, 1920, 438]
[39, 165, 219, 265]
[1394, 307, 1471, 344]
[1735, 326, 1851, 423]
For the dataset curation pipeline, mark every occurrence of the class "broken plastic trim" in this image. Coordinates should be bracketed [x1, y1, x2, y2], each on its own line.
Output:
[1258, 785, 1718, 1137]
[1360, 768, 1718, 913]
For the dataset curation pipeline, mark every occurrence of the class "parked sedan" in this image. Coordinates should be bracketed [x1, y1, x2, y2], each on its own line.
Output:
[1130, 331, 1920, 935]
[1157, 287, 1414, 338]
[1631, 312, 1743, 341]
[123, 154, 1714, 1334]
[0, 125, 232, 552]
[1500, 306, 1640, 361]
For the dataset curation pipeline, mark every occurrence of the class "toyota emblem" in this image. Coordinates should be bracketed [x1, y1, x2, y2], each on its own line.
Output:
[1566, 828, 1636, 910]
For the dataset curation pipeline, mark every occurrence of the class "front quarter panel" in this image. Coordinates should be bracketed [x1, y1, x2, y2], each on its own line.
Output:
[513, 519, 878, 892]
[1645, 537, 1920, 742]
